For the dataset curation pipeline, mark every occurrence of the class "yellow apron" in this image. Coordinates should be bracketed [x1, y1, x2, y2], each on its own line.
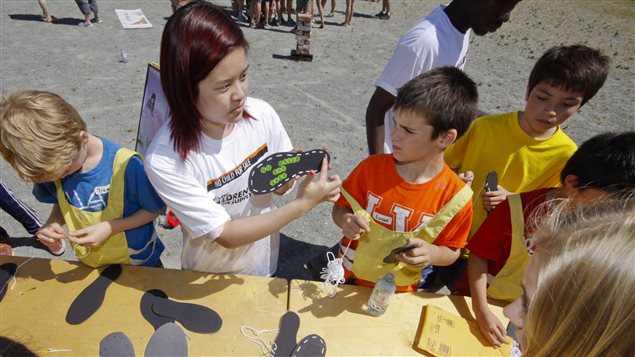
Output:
[486, 194, 530, 302]
[56, 148, 149, 268]
[343, 185, 472, 287]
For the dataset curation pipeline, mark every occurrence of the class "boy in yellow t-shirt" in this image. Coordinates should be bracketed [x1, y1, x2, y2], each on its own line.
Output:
[464, 131, 635, 347]
[445, 45, 610, 241]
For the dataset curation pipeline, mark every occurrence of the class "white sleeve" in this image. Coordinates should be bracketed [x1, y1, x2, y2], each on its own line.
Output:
[145, 148, 230, 240]
[265, 102, 293, 153]
[375, 42, 435, 96]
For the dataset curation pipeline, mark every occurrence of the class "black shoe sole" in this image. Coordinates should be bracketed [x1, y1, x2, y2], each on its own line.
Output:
[249, 149, 330, 194]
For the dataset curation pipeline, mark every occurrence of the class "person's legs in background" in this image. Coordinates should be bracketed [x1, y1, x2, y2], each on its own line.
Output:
[264, 0, 271, 26]
[342, 0, 354, 26]
[379, 0, 390, 19]
[254, 0, 265, 28]
[37, 0, 56, 23]
[75, 0, 95, 27]
[316, 0, 324, 28]
[88, 0, 101, 23]
[322, 0, 335, 17]
[285, 0, 295, 25]
[270, 0, 281, 25]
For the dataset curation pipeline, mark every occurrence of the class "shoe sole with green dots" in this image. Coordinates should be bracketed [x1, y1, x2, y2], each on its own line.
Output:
[248, 149, 330, 194]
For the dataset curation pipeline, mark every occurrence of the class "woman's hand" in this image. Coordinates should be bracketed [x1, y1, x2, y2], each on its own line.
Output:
[296, 157, 341, 208]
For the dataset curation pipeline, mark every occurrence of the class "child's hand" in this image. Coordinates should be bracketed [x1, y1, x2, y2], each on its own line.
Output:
[67, 222, 113, 247]
[397, 238, 436, 268]
[341, 214, 370, 240]
[296, 157, 341, 207]
[481, 185, 510, 211]
[458, 171, 474, 186]
[36, 222, 66, 245]
[475, 309, 508, 347]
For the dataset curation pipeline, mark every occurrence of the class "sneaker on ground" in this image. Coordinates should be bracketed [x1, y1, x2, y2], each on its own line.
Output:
[287, 18, 296, 26]
[375, 10, 385, 17]
[269, 19, 279, 26]
[378, 12, 391, 20]
[78, 21, 93, 27]
[92, 18, 103, 24]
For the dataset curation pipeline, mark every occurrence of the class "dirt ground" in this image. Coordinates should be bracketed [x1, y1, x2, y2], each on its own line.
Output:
[1, 0, 633, 278]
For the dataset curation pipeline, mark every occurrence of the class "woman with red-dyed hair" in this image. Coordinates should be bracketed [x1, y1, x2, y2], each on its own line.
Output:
[145, 1, 341, 276]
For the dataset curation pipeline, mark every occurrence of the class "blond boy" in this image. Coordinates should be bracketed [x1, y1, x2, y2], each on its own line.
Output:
[0, 90, 165, 267]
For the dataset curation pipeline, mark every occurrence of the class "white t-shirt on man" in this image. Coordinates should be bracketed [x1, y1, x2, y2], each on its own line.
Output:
[375, 5, 470, 152]
[145, 97, 292, 276]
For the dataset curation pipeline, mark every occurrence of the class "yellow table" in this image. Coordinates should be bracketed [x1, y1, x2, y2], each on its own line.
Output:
[0, 256, 288, 356]
[288, 279, 509, 356]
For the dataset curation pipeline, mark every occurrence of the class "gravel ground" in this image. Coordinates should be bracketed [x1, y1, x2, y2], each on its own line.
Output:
[1, 0, 633, 278]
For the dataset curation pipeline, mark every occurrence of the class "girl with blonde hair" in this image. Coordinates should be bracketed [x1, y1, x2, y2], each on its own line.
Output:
[505, 195, 635, 356]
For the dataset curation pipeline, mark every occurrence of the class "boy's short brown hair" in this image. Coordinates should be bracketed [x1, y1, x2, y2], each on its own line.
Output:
[0, 90, 86, 183]
[527, 45, 610, 106]
[394, 66, 478, 140]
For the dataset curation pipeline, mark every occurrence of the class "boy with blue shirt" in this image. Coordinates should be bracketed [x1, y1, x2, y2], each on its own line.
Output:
[0, 90, 165, 267]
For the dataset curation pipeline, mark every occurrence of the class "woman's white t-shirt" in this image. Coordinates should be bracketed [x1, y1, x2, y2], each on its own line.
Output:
[145, 97, 292, 276]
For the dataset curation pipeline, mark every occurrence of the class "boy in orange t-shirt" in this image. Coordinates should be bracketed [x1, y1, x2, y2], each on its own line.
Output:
[332, 67, 477, 291]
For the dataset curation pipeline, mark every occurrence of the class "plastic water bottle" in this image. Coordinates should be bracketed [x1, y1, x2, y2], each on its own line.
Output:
[367, 273, 396, 316]
[120, 48, 128, 63]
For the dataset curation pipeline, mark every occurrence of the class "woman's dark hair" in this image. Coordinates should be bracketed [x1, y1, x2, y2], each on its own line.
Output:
[160, 1, 249, 160]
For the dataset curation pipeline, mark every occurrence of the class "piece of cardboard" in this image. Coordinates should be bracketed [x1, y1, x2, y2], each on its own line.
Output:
[135, 62, 170, 156]
[297, 13, 313, 22]
[415, 305, 512, 357]
[0, 256, 288, 356]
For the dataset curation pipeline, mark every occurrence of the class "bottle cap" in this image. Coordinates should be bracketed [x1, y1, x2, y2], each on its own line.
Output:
[384, 273, 394, 282]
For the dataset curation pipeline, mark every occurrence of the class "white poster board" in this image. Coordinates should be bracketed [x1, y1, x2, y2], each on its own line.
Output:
[136, 62, 170, 156]
[115, 9, 153, 29]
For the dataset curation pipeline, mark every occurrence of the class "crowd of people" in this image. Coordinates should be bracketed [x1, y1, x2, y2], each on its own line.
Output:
[36, 0, 391, 29]
[229, 0, 392, 28]
[35, 0, 101, 27]
[1, 1, 633, 356]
